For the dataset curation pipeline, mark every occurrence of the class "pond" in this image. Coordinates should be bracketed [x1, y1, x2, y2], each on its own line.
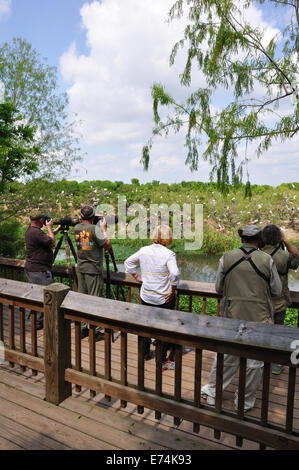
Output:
[55, 250, 299, 291]
[116, 253, 299, 292]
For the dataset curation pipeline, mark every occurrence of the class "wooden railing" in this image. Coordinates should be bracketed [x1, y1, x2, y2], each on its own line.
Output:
[1, 257, 299, 323]
[0, 277, 299, 450]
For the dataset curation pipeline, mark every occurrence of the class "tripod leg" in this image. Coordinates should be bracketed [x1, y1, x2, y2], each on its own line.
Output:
[64, 232, 74, 290]
[53, 235, 64, 262]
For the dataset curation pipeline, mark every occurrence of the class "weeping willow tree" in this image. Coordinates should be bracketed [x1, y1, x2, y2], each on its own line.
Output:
[142, 0, 299, 192]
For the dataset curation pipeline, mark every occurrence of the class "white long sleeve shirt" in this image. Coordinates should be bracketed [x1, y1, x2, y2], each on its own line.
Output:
[124, 244, 180, 305]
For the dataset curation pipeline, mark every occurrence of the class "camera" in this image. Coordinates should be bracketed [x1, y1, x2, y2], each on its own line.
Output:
[43, 213, 51, 225]
[94, 215, 118, 226]
[52, 216, 80, 227]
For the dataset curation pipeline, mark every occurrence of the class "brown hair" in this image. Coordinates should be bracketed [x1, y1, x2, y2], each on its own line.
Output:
[152, 225, 173, 246]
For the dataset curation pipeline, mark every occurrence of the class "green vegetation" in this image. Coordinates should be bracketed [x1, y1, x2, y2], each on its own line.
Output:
[3, 178, 299, 259]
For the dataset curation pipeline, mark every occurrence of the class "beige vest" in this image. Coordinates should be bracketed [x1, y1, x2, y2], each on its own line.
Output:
[222, 243, 273, 324]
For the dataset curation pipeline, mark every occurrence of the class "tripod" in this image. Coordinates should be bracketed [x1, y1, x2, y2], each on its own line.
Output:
[53, 226, 78, 291]
[105, 247, 126, 342]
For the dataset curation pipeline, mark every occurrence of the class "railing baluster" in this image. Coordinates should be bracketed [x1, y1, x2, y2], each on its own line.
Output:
[127, 287, 131, 303]
[8, 305, 15, 368]
[0, 303, 3, 342]
[155, 340, 163, 420]
[30, 311, 38, 376]
[174, 344, 182, 426]
[236, 357, 247, 447]
[286, 367, 297, 434]
[19, 307, 26, 372]
[104, 328, 112, 402]
[188, 296, 193, 312]
[74, 321, 82, 392]
[175, 293, 180, 310]
[89, 325, 96, 397]
[120, 331, 128, 408]
[137, 336, 145, 414]
[202, 298, 206, 315]
[260, 362, 271, 450]
[214, 352, 224, 439]
[216, 298, 220, 317]
[193, 348, 202, 433]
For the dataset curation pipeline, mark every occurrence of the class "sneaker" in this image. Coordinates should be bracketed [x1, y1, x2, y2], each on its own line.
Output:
[201, 393, 215, 406]
[272, 364, 284, 375]
[80, 327, 89, 339]
[36, 322, 43, 331]
[162, 360, 175, 371]
[144, 351, 155, 361]
[95, 330, 105, 341]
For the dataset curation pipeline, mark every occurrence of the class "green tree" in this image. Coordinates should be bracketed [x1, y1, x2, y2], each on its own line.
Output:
[142, 0, 299, 192]
[0, 37, 81, 179]
[0, 102, 40, 194]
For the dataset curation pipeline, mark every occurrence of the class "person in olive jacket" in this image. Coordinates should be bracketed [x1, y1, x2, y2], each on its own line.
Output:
[262, 224, 299, 375]
[201, 225, 281, 412]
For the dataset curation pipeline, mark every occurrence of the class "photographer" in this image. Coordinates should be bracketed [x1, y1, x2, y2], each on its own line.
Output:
[74, 205, 111, 338]
[262, 224, 299, 375]
[25, 211, 60, 330]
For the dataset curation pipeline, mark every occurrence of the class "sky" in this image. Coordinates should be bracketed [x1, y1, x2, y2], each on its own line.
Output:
[0, 0, 298, 186]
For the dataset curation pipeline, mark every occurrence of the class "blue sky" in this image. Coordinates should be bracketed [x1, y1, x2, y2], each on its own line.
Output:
[0, 0, 298, 186]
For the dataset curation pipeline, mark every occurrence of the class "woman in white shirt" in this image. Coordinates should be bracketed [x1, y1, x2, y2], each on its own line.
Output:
[124, 225, 180, 370]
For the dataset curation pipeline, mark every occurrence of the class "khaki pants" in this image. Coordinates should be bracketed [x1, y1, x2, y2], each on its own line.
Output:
[77, 272, 104, 331]
[201, 354, 263, 411]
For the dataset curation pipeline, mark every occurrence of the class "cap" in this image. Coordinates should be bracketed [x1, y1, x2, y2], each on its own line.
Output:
[80, 205, 95, 220]
[30, 211, 45, 221]
[239, 225, 262, 237]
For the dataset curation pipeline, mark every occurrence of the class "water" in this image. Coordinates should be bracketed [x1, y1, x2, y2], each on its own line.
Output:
[55, 250, 299, 291]
[117, 253, 299, 292]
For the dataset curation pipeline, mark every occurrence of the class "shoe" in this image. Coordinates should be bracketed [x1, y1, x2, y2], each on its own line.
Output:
[144, 351, 155, 361]
[162, 360, 175, 371]
[272, 364, 284, 375]
[201, 393, 215, 406]
[95, 330, 105, 341]
[80, 327, 89, 339]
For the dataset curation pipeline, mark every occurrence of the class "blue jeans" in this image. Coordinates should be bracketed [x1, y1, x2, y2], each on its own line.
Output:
[141, 295, 176, 362]
[25, 270, 53, 326]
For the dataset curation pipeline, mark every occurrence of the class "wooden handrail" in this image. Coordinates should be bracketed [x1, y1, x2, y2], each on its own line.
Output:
[0, 277, 299, 450]
[1, 257, 298, 307]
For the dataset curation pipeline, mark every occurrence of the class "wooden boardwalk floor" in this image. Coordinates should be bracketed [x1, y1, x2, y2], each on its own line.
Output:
[0, 306, 298, 450]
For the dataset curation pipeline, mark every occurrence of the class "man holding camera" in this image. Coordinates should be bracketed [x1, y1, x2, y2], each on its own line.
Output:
[25, 211, 60, 329]
[74, 205, 111, 338]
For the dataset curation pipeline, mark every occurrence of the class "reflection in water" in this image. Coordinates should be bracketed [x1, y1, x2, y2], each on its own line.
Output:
[118, 253, 299, 292]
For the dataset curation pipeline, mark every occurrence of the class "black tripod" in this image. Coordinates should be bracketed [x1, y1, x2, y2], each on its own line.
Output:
[105, 247, 126, 342]
[53, 225, 78, 290]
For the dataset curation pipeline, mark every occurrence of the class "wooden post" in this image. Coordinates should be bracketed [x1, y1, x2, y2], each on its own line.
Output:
[43, 283, 71, 405]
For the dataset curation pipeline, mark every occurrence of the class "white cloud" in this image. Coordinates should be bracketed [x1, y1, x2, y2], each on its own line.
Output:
[0, 0, 11, 21]
[60, 0, 297, 185]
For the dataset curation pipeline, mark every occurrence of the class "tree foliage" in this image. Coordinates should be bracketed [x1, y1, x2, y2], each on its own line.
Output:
[0, 37, 81, 179]
[142, 0, 299, 192]
[0, 102, 40, 194]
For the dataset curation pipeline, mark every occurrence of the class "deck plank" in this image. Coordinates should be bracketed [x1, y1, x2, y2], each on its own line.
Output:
[0, 304, 298, 450]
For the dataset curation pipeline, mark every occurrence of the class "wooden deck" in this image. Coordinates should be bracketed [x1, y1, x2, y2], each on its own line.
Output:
[1, 305, 298, 451]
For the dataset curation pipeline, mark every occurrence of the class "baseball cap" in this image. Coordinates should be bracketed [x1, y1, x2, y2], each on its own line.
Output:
[30, 211, 45, 221]
[238, 225, 262, 237]
[80, 205, 95, 220]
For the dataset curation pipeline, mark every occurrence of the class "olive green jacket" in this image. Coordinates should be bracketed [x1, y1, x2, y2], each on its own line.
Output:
[216, 243, 282, 324]
[262, 245, 299, 313]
